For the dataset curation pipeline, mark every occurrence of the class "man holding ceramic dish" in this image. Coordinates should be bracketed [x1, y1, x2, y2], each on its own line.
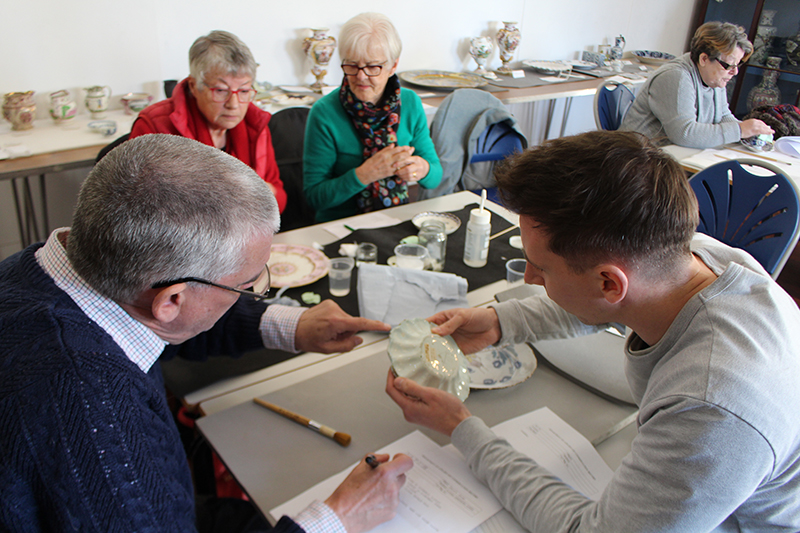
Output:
[0, 134, 411, 533]
[387, 130, 800, 531]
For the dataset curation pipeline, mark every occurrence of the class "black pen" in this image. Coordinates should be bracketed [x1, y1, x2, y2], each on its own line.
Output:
[365, 454, 380, 469]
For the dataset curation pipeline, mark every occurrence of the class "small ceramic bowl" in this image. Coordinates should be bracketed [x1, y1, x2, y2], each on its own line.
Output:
[120, 93, 153, 115]
[388, 318, 471, 401]
[740, 133, 774, 152]
[87, 120, 117, 136]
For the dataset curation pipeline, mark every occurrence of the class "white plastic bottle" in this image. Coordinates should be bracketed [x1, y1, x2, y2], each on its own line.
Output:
[463, 206, 491, 268]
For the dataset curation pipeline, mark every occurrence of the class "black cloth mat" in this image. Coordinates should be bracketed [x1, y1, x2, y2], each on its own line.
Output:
[162, 203, 522, 401]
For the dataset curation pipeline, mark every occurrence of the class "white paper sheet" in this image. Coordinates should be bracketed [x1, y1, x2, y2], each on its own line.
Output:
[271, 431, 502, 533]
[322, 212, 403, 239]
[682, 148, 798, 180]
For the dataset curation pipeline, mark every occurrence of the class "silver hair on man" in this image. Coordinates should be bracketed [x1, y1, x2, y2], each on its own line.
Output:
[189, 30, 258, 87]
[339, 12, 403, 63]
[67, 134, 280, 303]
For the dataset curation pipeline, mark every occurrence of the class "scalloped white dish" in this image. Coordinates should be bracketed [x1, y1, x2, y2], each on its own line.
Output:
[465, 343, 537, 389]
[632, 50, 676, 66]
[388, 318, 470, 401]
[411, 212, 461, 234]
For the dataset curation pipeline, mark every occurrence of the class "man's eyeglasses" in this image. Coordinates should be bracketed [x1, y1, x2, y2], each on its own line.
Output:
[714, 57, 743, 72]
[206, 86, 257, 103]
[341, 62, 385, 77]
[152, 265, 272, 302]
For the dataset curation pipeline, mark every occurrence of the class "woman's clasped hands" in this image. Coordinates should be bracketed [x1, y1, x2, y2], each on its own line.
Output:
[355, 144, 430, 185]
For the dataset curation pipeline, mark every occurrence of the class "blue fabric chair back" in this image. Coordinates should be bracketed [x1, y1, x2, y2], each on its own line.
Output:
[470, 121, 525, 163]
[594, 81, 635, 131]
[689, 159, 800, 278]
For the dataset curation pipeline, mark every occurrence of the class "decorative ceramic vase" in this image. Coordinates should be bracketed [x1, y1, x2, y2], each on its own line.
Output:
[469, 36, 493, 76]
[786, 21, 800, 67]
[747, 56, 782, 111]
[49, 90, 77, 124]
[120, 92, 153, 115]
[3, 91, 36, 131]
[84, 85, 112, 118]
[496, 21, 521, 74]
[610, 35, 626, 60]
[303, 28, 337, 93]
[753, 10, 777, 65]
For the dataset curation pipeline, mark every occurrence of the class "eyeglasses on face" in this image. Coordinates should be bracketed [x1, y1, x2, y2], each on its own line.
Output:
[151, 264, 272, 302]
[341, 62, 386, 77]
[714, 57, 743, 72]
[205, 85, 257, 103]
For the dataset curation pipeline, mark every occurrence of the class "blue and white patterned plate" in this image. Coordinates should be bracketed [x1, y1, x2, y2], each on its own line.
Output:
[632, 50, 676, 66]
[465, 343, 537, 389]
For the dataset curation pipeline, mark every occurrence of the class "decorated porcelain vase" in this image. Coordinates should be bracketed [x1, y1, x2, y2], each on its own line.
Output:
[3, 91, 36, 131]
[469, 36, 493, 75]
[747, 56, 782, 111]
[49, 90, 78, 123]
[84, 85, 112, 118]
[303, 28, 337, 92]
[496, 22, 521, 74]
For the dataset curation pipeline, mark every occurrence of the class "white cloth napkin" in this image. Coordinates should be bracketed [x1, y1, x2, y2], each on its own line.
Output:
[357, 264, 468, 327]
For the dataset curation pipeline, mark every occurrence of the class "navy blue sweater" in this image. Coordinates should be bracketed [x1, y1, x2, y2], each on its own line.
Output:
[0, 245, 303, 533]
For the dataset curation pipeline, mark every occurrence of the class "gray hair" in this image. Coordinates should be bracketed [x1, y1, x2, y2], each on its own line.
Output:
[339, 12, 402, 64]
[67, 134, 280, 303]
[189, 30, 258, 86]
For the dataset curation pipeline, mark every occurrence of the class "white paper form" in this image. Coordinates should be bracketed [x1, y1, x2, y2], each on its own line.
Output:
[271, 431, 502, 533]
[322, 212, 402, 240]
[488, 407, 613, 500]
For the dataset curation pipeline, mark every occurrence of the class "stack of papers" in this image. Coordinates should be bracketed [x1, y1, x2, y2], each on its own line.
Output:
[272, 407, 613, 533]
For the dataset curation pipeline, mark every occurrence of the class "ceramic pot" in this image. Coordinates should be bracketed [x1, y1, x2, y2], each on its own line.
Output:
[84, 85, 112, 118]
[747, 56, 782, 111]
[120, 92, 153, 115]
[3, 91, 36, 131]
[496, 21, 521, 74]
[303, 28, 337, 93]
[469, 36, 493, 76]
[49, 90, 77, 123]
[610, 35, 626, 60]
[753, 11, 777, 65]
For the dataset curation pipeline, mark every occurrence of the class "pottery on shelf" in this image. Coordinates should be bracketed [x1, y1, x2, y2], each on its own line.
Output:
[496, 21, 521, 74]
[610, 35, 626, 60]
[753, 10, 777, 65]
[120, 92, 153, 115]
[747, 56, 782, 111]
[3, 91, 36, 131]
[302, 28, 337, 93]
[49, 90, 77, 124]
[84, 85, 112, 119]
[786, 21, 800, 67]
[469, 36, 493, 76]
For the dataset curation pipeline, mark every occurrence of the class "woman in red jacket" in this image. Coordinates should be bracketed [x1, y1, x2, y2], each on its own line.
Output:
[130, 30, 287, 212]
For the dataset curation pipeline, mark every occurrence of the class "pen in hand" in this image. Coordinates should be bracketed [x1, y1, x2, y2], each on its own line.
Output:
[253, 397, 352, 447]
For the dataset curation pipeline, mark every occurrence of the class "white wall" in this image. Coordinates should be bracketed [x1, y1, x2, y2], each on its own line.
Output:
[0, 0, 697, 258]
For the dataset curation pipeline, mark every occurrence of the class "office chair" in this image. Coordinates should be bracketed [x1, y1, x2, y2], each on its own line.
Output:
[689, 159, 800, 279]
[95, 133, 130, 163]
[593, 79, 635, 131]
[470, 121, 525, 163]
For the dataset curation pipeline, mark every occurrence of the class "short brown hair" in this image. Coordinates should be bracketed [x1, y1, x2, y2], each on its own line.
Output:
[496, 131, 698, 274]
[690, 21, 753, 64]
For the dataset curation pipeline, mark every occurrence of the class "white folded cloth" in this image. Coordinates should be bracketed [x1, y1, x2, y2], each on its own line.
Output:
[357, 264, 468, 327]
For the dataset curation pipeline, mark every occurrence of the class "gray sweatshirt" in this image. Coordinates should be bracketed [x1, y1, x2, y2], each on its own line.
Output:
[620, 53, 742, 148]
[452, 235, 800, 532]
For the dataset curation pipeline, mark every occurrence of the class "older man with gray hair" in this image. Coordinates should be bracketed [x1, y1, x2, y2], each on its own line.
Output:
[0, 134, 411, 533]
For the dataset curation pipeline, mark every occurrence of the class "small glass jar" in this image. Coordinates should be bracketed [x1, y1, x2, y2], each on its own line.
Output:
[418, 220, 447, 271]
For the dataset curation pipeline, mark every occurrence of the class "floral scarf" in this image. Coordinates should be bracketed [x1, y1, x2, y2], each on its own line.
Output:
[339, 74, 408, 213]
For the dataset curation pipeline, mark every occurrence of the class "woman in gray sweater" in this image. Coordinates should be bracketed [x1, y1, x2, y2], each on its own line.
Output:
[621, 21, 772, 148]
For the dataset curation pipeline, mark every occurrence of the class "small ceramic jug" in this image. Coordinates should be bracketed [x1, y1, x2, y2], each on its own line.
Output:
[84, 85, 112, 118]
[610, 35, 626, 60]
[3, 91, 36, 131]
[49, 90, 78, 123]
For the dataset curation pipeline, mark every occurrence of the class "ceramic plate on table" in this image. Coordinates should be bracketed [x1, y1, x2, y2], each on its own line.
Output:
[388, 318, 471, 401]
[267, 244, 329, 288]
[399, 70, 488, 89]
[632, 50, 676, 66]
[567, 59, 598, 70]
[411, 212, 462, 234]
[270, 93, 316, 106]
[521, 60, 572, 75]
[465, 343, 537, 389]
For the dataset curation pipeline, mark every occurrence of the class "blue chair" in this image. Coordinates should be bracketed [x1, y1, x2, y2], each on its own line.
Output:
[469, 121, 526, 204]
[689, 159, 800, 279]
[593, 79, 635, 131]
